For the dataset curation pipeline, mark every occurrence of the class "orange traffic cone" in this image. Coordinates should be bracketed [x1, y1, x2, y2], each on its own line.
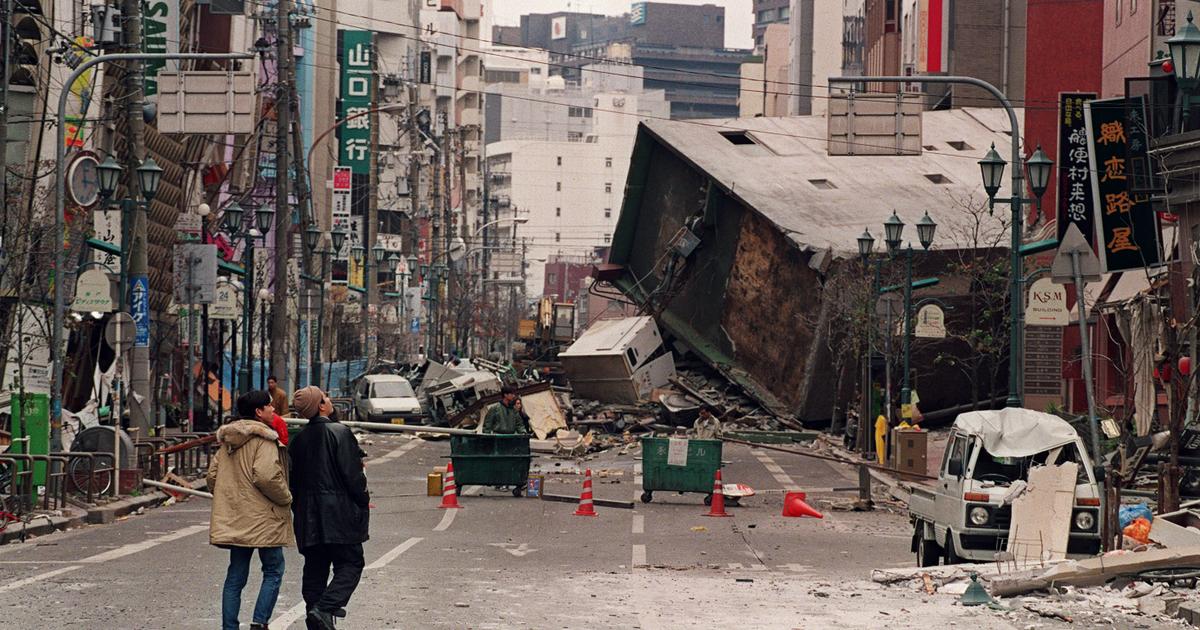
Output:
[782, 491, 823, 518]
[704, 469, 733, 517]
[438, 462, 463, 509]
[573, 469, 598, 516]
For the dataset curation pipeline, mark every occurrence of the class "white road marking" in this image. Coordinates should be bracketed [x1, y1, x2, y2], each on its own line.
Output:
[364, 536, 424, 570]
[80, 524, 209, 564]
[0, 566, 82, 593]
[633, 461, 644, 502]
[754, 451, 797, 489]
[631, 514, 644, 535]
[463, 486, 484, 496]
[270, 601, 308, 629]
[433, 508, 457, 532]
[0, 560, 83, 564]
[488, 542, 537, 557]
[0, 523, 208, 593]
[632, 544, 647, 568]
[365, 439, 421, 467]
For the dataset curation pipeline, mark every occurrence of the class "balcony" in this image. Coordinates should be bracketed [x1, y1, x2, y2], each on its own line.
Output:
[458, 74, 481, 94]
[459, 107, 480, 127]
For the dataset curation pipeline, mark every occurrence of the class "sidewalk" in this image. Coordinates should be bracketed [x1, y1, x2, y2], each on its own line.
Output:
[815, 427, 950, 506]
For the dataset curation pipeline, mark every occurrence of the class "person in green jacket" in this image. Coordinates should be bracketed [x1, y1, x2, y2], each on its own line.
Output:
[483, 386, 529, 434]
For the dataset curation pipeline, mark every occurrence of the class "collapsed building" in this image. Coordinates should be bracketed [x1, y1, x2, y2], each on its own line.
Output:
[602, 106, 1022, 423]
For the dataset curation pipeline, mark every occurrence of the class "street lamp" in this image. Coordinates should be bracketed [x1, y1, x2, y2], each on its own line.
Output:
[227, 200, 271, 395]
[222, 202, 244, 232]
[255, 203, 274, 234]
[97, 155, 122, 199]
[979, 142, 1054, 408]
[857, 229, 875, 260]
[893, 213, 937, 415]
[916, 212, 937, 250]
[331, 229, 347, 253]
[883, 211, 904, 254]
[1169, 11, 1200, 96]
[136, 157, 164, 202]
[305, 226, 320, 252]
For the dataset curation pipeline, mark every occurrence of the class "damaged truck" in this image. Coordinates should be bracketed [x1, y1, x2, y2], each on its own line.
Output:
[908, 408, 1102, 566]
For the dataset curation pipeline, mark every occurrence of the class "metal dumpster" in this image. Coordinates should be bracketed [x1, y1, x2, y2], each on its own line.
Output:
[639, 437, 722, 504]
[448, 434, 533, 496]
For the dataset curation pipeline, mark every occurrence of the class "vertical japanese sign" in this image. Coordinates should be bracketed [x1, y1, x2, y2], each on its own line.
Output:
[141, 0, 180, 97]
[1056, 92, 1098, 245]
[1085, 97, 1162, 272]
[338, 30, 373, 175]
[131, 276, 150, 347]
[93, 209, 122, 272]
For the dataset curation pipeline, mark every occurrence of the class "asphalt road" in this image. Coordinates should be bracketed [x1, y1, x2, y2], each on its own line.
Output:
[0, 434, 1060, 629]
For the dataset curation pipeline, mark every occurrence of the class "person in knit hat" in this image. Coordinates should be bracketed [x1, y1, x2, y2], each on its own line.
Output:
[288, 386, 369, 630]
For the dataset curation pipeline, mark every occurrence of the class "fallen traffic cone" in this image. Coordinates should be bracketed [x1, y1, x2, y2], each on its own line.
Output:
[704, 469, 733, 517]
[573, 468, 598, 516]
[782, 491, 823, 518]
[438, 461, 463, 509]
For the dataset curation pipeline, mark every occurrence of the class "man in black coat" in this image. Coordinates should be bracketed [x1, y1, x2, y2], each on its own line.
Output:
[289, 386, 369, 630]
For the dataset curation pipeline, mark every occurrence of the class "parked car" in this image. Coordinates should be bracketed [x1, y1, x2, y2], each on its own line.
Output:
[907, 408, 1102, 566]
[353, 375, 424, 424]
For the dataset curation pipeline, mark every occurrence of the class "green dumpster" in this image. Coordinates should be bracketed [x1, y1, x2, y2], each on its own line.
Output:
[448, 434, 533, 497]
[639, 437, 722, 504]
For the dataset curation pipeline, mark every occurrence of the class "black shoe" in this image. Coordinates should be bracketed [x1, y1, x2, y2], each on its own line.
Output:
[307, 609, 337, 630]
[249, 624, 268, 630]
[332, 608, 347, 618]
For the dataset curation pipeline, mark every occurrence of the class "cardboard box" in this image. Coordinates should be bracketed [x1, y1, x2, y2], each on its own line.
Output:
[891, 428, 928, 475]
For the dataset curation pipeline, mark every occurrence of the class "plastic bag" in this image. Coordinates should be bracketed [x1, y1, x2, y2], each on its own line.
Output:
[1119, 503, 1154, 529]
[1123, 516, 1152, 544]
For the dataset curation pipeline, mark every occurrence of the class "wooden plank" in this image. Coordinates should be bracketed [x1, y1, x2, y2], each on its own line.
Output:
[1007, 463, 1078, 562]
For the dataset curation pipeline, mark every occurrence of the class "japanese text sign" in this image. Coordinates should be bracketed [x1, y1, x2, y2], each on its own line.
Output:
[1056, 92, 1098, 245]
[131, 276, 150, 347]
[1085, 97, 1161, 272]
[338, 30, 373, 175]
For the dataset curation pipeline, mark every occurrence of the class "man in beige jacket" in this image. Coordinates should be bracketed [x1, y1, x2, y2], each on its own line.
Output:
[207, 390, 294, 630]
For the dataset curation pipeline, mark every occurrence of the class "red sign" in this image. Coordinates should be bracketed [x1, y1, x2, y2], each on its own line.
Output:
[333, 166, 352, 192]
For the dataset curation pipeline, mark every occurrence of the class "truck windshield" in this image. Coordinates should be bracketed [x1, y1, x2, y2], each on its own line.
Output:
[371, 381, 415, 398]
[971, 442, 1090, 485]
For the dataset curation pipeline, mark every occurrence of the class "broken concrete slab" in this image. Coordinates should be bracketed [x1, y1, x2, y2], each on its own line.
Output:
[990, 548, 1200, 597]
[1007, 463, 1078, 562]
[1151, 508, 1200, 548]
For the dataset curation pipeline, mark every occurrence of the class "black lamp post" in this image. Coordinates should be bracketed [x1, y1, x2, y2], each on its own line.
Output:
[136, 157, 163, 202]
[1170, 11, 1200, 127]
[234, 202, 272, 395]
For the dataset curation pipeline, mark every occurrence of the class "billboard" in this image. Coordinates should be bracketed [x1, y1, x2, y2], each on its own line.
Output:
[338, 30, 374, 175]
[551, 16, 567, 39]
[631, 2, 646, 25]
[1085, 96, 1162, 272]
[916, 0, 948, 73]
[1056, 92, 1098, 245]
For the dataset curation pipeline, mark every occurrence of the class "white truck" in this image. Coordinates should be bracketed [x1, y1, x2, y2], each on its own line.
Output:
[907, 408, 1103, 566]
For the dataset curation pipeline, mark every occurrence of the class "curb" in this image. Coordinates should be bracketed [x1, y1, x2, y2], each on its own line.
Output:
[85, 478, 209, 525]
[814, 434, 913, 506]
[0, 512, 86, 545]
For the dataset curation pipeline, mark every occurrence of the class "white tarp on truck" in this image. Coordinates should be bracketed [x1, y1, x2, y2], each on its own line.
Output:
[953, 408, 1080, 458]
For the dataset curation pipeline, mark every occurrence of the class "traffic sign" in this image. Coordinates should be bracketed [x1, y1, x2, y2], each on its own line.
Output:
[105, 312, 135, 355]
[1051, 224, 1102, 285]
[173, 243, 218, 304]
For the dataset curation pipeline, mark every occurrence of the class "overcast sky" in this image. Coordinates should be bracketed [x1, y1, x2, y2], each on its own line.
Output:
[488, 0, 755, 50]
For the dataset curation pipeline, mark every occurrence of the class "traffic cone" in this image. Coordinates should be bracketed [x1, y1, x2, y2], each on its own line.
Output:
[704, 469, 733, 517]
[782, 491, 823, 518]
[438, 462, 463, 509]
[573, 469, 598, 516]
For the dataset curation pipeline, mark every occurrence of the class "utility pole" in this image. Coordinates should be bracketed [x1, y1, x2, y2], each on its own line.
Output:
[0, 0, 10, 213]
[290, 64, 311, 388]
[365, 35, 380, 364]
[123, 0, 151, 440]
[270, 0, 294, 387]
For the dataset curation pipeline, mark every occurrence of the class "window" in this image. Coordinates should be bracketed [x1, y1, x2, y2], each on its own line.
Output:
[567, 106, 593, 118]
[808, 178, 837, 190]
[779, 6, 789, 20]
[721, 131, 756, 145]
[757, 8, 775, 22]
[556, 156, 562, 166]
[604, 208, 612, 218]
[567, 131, 583, 142]
[555, 232, 561, 243]
[548, 272, 557, 284]
[923, 173, 952, 184]
[605, 157, 612, 168]
[943, 435, 968, 478]
[556, 182, 562, 191]
[1131, 0, 1137, 15]
[604, 182, 612, 194]
[603, 233, 611, 244]
[947, 140, 973, 151]
[1115, 0, 1123, 25]
[531, 67, 541, 75]
[556, 207, 561, 217]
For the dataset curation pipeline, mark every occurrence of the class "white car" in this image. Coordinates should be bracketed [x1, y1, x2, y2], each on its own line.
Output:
[353, 375, 424, 424]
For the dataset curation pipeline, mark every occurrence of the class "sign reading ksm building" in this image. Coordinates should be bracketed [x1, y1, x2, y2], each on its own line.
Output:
[338, 30, 374, 175]
[1084, 96, 1161, 272]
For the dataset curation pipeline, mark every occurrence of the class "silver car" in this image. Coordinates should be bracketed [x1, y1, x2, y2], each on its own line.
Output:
[353, 375, 424, 424]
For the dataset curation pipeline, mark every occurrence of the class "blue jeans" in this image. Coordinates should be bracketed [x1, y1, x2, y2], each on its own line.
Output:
[222, 546, 285, 630]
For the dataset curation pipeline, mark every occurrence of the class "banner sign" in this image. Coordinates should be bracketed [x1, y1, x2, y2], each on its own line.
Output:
[338, 30, 373, 175]
[131, 275, 150, 347]
[1056, 92, 1098, 245]
[1085, 96, 1162, 272]
[141, 0, 181, 97]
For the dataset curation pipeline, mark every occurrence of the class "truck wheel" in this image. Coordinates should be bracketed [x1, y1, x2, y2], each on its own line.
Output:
[944, 534, 962, 565]
[916, 525, 941, 567]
